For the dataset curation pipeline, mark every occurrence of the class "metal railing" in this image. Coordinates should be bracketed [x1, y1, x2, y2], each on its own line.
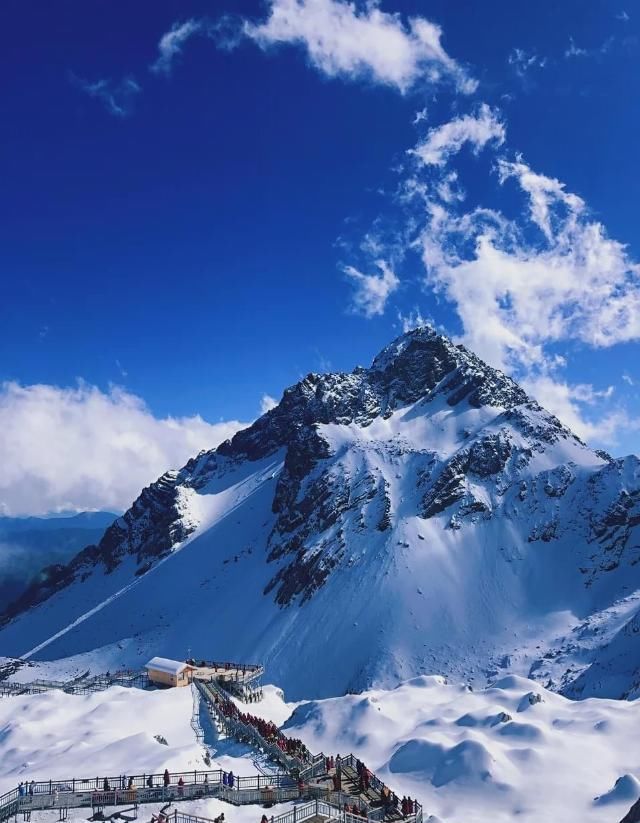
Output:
[0, 770, 301, 822]
[0, 666, 423, 823]
[195, 682, 423, 823]
[196, 679, 310, 775]
[0, 670, 150, 699]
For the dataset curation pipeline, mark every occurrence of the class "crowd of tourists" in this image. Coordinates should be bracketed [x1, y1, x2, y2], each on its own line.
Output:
[214, 693, 311, 764]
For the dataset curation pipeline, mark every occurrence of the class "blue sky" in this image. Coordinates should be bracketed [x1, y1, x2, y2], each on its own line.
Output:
[1, 0, 640, 514]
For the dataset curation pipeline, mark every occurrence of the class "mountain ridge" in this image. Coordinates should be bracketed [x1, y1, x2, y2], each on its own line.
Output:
[1, 326, 639, 701]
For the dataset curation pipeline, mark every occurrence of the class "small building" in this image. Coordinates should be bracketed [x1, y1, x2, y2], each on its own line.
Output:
[145, 657, 193, 688]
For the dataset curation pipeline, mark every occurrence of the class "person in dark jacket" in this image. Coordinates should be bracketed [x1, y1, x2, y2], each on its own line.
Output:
[103, 779, 110, 792]
[163, 770, 170, 788]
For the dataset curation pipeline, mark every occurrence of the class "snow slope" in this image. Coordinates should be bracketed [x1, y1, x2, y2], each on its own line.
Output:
[1, 326, 640, 700]
[0, 686, 201, 793]
[282, 674, 640, 823]
[1, 677, 638, 823]
[0, 684, 298, 823]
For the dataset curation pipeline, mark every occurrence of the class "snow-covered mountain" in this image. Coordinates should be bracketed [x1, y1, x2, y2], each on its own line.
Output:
[1, 326, 639, 700]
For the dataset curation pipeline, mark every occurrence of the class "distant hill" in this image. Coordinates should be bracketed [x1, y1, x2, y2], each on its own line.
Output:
[0, 511, 118, 605]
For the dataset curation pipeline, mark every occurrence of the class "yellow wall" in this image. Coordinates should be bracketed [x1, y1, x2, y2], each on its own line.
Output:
[147, 668, 191, 687]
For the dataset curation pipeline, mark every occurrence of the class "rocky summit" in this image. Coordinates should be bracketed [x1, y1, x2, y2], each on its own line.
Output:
[1, 326, 639, 700]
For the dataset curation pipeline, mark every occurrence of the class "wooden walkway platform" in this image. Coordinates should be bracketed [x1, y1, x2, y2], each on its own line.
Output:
[0, 663, 423, 823]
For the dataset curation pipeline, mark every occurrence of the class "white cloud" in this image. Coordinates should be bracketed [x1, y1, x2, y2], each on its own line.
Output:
[344, 260, 400, 317]
[71, 75, 141, 117]
[243, 0, 477, 94]
[436, 170, 463, 204]
[622, 373, 635, 386]
[617, 10, 630, 22]
[260, 394, 278, 414]
[524, 375, 627, 446]
[412, 107, 428, 125]
[0, 382, 248, 517]
[497, 157, 585, 241]
[150, 19, 204, 74]
[412, 144, 640, 374]
[413, 103, 505, 167]
[374, 106, 640, 447]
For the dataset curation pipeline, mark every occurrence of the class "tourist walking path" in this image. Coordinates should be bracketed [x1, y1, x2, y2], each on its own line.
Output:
[0, 665, 423, 823]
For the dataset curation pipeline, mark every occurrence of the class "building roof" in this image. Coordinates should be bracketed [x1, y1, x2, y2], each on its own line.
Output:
[145, 656, 191, 675]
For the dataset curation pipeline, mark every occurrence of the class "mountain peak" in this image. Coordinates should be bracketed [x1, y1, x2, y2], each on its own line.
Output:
[370, 323, 443, 370]
[5, 328, 636, 704]
[218, 325, 531, 467]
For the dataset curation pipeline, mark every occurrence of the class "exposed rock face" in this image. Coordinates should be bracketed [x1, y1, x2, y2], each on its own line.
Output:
[6, 326, 538, 619]
[621, 798, 640, 823]
[2, 325, 640, 700]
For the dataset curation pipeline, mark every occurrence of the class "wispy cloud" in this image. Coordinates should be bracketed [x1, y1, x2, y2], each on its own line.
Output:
[150, 16, 242, 75]
[115, 359, 128, 379]
[397, 308, 430, 334]
[565, 35, 614, 59]
[508, 47, 547, 78]
[150, 19, 205, 75]
[412, 107, 429, 125]
[412, 103, 505, 167]
[344, 260, 400, 317]
[70, 74, 141, 117]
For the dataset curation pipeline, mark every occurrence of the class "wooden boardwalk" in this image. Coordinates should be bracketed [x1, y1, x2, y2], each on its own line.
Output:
[0, 663, 423, 823]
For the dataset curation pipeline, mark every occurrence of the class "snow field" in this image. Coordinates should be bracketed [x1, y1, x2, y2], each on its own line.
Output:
[1, 678, 639, 822]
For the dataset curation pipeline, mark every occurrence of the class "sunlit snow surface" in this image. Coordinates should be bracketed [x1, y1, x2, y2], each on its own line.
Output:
[1, 392, 639, 700]
[1, 679, 639, 823]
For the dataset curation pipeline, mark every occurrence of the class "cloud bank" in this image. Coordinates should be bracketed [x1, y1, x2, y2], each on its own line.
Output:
[0, 382, 247, 517]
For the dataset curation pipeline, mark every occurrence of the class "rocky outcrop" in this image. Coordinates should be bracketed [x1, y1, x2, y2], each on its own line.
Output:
[621, 798, 640, 823]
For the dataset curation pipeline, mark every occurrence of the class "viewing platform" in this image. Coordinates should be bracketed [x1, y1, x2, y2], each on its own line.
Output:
[0, 656, 423, 823]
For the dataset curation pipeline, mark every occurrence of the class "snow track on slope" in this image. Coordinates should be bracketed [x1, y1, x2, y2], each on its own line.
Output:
[20, 551, 176, 659]
[21, 456, 284, 661]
